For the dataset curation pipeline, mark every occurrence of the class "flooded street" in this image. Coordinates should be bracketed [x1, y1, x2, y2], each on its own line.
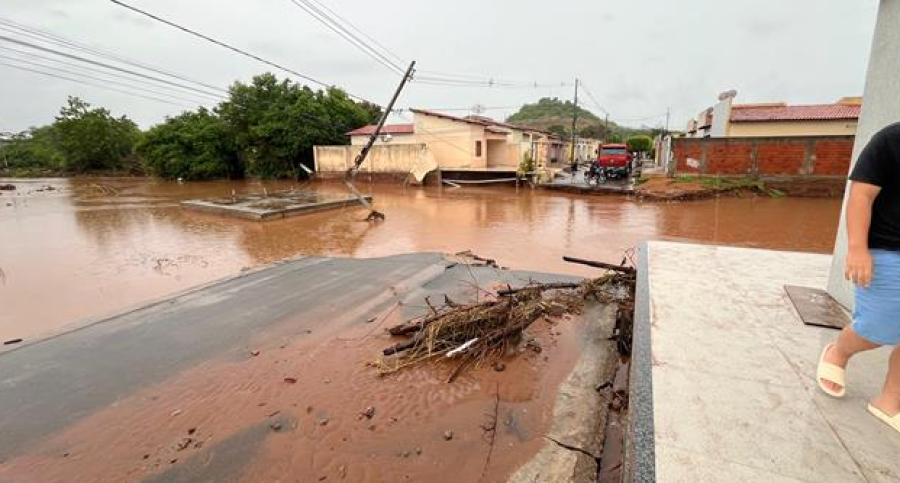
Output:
[0, 177, 841, 342]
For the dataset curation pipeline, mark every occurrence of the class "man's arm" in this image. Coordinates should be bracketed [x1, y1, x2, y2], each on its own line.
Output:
[845, 181, 881, 287]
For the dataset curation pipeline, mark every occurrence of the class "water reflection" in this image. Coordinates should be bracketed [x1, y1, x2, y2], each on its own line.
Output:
[0, 177, 841, 340]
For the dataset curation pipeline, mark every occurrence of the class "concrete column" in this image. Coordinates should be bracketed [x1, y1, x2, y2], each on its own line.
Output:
[827, 0, 900, 308]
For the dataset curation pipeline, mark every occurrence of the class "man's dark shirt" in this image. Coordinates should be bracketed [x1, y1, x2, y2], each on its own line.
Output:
[850, 122, 900, 251]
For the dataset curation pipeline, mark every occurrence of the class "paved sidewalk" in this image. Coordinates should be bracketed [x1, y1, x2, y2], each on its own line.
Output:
[644, 241, 900, 482]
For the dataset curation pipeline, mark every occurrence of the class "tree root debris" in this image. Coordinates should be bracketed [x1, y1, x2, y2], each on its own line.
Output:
[376, 257, 636, 380]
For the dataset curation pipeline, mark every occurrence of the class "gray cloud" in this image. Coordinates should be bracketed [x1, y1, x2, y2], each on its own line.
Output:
[0, 0, 880, 132]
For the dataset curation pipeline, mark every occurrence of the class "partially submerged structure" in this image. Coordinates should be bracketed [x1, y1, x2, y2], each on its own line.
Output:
[181, 191, 371, 221]
[316, 109, 600, 184]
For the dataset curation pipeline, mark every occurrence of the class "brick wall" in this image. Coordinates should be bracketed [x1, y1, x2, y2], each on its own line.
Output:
[672, 136, 854, 177]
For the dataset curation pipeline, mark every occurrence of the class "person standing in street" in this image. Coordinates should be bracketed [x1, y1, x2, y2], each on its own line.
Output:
[817, 122, 900, 435]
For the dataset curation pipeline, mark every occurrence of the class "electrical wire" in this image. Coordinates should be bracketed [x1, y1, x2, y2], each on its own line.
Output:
[110, 0, 380, 106]
[0, 17, 228, 95]
[0, 60, 192, 108]
[0, 53, 216, 105]
[287, 0, 404, 75]
[0, 45, 223, 103]
[0, 35, 226, 100]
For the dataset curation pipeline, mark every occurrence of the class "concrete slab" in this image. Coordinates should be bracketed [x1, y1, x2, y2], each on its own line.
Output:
[640, 241, 900, 482]
[181, 191, 371, 220]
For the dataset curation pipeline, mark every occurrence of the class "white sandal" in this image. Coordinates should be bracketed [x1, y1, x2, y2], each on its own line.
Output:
[868, 404, 900, 435]
[816, 343, 846, 398]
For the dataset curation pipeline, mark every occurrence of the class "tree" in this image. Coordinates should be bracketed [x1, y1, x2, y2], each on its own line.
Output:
[0, 126, 65, 175]
[217, 73, 372, 178]
[137, 108, 242, 180]
[53, 97, 140, 173]
[547, 124, 569, 137]
[626, 135, 654, 153]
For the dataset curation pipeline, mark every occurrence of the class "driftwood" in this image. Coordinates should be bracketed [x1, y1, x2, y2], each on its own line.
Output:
[377, 263, 636, 378]
[496, 282, 581, 297]
[563, 256, 635, 275]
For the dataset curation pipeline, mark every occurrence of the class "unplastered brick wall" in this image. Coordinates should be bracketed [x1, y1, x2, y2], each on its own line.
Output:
[673, 136, 854, 177]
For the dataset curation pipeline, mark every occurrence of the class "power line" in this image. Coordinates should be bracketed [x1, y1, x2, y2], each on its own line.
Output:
[304, 0, 405, 64]
[0, 34, 226, 100]
[0, 60, 191, 108]
[110, 0, 379, 106]
[0, 44, 223, 103]
[287, 0, 404, 75]
[0, 17, 228, 95]
[0, 53, 215, 105]
[578, 82, 609, 117]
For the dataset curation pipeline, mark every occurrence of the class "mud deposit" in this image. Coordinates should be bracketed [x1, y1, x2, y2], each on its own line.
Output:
[0, 177, 841, 342]
[0, 294, 589, 482]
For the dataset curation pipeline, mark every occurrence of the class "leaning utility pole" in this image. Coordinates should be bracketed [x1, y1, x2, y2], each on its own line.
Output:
[345, 60, 416, 221]
[570, 78, 579, 170]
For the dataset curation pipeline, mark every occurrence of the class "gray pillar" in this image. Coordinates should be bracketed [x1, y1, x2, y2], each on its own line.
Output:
[827, 0, 900, 308]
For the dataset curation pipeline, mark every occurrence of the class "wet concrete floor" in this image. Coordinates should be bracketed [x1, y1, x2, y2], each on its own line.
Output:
[0, 177, 841, 343]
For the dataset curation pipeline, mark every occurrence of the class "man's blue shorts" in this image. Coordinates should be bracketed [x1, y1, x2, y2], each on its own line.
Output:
[853, 249, 900, 346]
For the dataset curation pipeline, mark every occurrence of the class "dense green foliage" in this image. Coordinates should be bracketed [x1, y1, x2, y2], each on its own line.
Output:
[137, 109, 241, 180]
[54, 97, 141, 173]
[0, 126, 65, 176]
[507, 97, 601, 124]
[3, 74, 376, 179]
[217, 74, 373, 178]
[1, 97, 140, 176]
[626, 135, 653, 153]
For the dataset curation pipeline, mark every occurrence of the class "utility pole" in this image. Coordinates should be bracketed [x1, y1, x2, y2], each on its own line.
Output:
[604, 113, 609, 142]
[345, 60, 417, 221]
[570, 78, 579, 172]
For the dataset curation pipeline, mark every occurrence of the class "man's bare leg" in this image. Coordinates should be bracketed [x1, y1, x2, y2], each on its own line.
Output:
[871, 345, 900, 416]
[821, 325, 881, 393]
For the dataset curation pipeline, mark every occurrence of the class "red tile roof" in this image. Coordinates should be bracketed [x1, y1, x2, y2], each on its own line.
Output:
[346, 124, 414, 136]
[730, 104, 861, 122]
[410, 109, 550, 135]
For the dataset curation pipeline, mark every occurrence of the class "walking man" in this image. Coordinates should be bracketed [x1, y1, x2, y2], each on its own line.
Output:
[818, 122, 900, 435]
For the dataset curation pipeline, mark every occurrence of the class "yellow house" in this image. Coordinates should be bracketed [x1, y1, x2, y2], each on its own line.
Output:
[685, 93, 861, 138]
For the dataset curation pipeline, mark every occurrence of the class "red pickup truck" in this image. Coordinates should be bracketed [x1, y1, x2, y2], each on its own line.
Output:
[595, 143, 633, 180]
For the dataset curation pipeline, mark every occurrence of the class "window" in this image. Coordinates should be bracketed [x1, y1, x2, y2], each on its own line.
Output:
[475, 140, 483, 157]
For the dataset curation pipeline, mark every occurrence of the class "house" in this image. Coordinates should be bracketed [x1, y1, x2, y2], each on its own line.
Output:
[685, 91, 861, 138]
[317, 109, 594, 182]
[346, 124, 416, 146]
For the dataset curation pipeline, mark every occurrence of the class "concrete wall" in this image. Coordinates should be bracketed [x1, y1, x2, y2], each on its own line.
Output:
[828, 0, 900, 308]
[673, 136, 855, 176]
[727, 120, 858, 137]
[413, 114, 484, 168]
[314, 143, 433, 174]
[349, 133, 418, 146]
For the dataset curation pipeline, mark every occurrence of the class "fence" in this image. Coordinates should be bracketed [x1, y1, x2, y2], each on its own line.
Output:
[672, 136, 854, 177]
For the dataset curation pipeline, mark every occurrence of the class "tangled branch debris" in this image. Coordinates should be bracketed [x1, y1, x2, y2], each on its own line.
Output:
[377, 259, 636, 379]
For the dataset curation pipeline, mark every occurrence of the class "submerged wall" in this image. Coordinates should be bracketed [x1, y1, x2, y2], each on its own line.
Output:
[314, 143, 437, 182]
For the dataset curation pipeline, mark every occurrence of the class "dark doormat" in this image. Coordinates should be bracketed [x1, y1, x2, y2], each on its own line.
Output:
[784, 285, 850, 330]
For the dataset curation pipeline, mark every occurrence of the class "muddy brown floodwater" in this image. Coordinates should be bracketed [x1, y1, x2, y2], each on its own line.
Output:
[0, 177, 841, 342]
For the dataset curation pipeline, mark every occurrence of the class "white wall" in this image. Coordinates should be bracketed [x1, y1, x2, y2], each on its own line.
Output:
[827, 0, 900, 308]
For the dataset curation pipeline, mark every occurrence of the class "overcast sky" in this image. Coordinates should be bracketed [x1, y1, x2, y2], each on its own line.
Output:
[0, 0, 880, 133]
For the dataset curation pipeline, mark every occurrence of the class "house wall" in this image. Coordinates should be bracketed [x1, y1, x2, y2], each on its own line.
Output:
[413, 114, 485, 168]
[349, 133, 419, 146]
[672, 136, 855, 176]
[314, 143, 434, 174]
[727, 120, 858, 137]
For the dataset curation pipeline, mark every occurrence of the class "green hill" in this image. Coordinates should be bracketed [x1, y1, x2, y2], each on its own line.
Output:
[505, 97, 662, 142]
[506, 97, 613, 139]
